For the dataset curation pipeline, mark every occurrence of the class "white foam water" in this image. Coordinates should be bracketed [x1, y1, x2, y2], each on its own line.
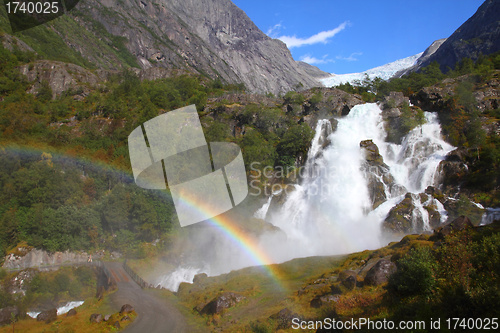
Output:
[27, 301, 84, 318]
[155, 266, 206, 291]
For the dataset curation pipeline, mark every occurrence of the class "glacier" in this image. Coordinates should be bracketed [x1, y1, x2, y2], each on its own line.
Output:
[321, 53, 423, 87]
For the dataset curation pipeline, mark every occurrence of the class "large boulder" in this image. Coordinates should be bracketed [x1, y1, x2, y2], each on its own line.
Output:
[383, 194, 415, 235]
[37, 309, 57, 324]
[435, 216, 474, 239]
[0, 306, 22, 326]
[310, 294, 341, 308]
[338, 270, 357, 290]
[270, 308, 301, 330]
[89, 313, 103, 323]
[201, 292, 245, 315]
[66, 309, 77, 317]
[119, 304, 134, 314]
[364, 259, 397, 286]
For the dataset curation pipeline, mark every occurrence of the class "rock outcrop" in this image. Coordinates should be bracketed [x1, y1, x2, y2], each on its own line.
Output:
[200, 292, 245, 315]
[2, 248, 90, 270]
[360, 140, 398, 209]
[37, 309, 57, 324]
[383, 192, 444, 236]
[364, 259, 397, 286]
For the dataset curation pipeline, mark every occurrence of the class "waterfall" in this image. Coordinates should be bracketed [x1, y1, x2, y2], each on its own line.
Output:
[157, 103, 455, 291]
[266, 103, 454, 258]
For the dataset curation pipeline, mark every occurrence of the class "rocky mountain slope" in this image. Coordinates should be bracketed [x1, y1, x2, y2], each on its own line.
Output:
[411, 0, 500, 73]
[1, 0, 320, 95]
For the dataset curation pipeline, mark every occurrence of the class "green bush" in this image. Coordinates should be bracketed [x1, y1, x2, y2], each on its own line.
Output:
[388, 247, 437, 298]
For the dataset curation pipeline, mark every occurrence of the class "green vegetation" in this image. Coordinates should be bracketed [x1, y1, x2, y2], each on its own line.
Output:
[0, 39, 318, 256]
[0, 266, 95, 313]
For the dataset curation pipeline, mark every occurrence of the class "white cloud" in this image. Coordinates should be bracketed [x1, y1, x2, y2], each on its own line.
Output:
[266, 23, 282, 38]
[336, 52, 363, 62]
[278, 21, 349, 48]
[300, 54, 334, 65]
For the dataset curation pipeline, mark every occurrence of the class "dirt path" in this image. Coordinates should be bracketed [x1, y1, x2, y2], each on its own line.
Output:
[103, 262, 189, 333]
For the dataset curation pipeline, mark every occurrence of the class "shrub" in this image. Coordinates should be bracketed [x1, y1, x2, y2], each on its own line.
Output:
[388, 247, 437, 298]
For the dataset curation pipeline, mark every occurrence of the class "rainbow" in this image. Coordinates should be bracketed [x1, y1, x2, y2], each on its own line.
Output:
[174, 191, 285, 290]
[0, 145, 286, 289]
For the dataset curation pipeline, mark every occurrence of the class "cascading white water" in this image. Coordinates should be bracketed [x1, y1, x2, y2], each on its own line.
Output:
[267, 103, 454, 257]
[27, 301, 84, 318]
[380, 112, 455, 193]
[154, 266, 206, 291]
[158, 103, 455, 291]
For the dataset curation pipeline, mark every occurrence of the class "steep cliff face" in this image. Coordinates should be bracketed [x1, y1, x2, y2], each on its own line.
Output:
[396, 39, 447, 77]
[25, 0, 320, 95]
[413, 0, 500, 72]
[160, 0, 320, 95]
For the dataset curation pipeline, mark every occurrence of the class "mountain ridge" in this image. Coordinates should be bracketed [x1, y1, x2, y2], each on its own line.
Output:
[0, 0, 321, 95]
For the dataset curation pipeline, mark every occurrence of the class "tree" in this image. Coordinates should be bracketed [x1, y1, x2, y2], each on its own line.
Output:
[36, 80, 53, 102]
[276, 123, 313, 167]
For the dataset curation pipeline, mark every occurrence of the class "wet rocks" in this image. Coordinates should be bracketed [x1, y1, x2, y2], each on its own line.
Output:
[383, 193, 443, 236]
[37, 309, 57, 324]
[364, 259, 397, 286]
[360, 140, 398, 209]
[201, 292, 245, 315]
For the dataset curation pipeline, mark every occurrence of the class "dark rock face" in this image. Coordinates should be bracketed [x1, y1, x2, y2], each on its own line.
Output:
[37, 309, 57, 324]
[201, 292, 245, 315]
[396, 39, 447, 77]
[89, 313, 103, 323]
[270, 308, 301, 329]
[0, 306, 22, 326]
[121, 315, 131, 322]
[383, 194, 417, 235]
[364, 259, 397, 286]
[360, 140, 399, 208]
[435, 216, 473, 239]
[113, 320, 121, 329]
[415, 0, 500, 73]
[383, 192, 444, 236]
[119, 304, 134, 314]
[66, 309, 77, 317]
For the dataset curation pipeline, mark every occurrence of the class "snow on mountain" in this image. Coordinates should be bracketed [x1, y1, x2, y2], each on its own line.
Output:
[321, 53, 423, 87]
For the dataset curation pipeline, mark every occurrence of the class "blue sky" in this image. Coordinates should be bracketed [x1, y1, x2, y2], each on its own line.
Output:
[232, 0, 485, 74]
